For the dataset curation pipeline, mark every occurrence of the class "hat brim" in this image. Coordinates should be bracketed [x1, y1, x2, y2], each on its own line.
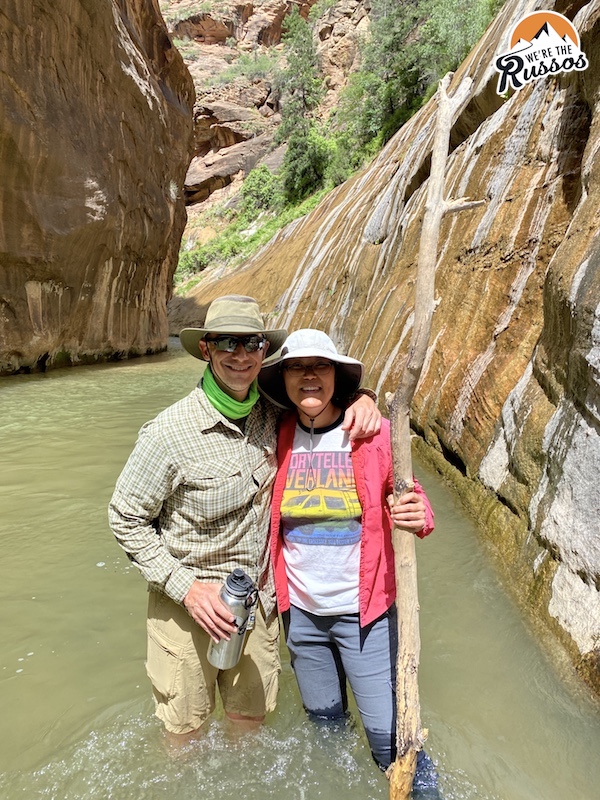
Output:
[258, 349, 364, 409]
[179, 327, 288, 360]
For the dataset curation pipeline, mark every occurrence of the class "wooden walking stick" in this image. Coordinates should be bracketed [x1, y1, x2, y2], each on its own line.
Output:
[387, 73, 483, 800]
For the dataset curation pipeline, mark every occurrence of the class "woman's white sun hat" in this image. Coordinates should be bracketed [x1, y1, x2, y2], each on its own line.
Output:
[259, 328, 364, 408]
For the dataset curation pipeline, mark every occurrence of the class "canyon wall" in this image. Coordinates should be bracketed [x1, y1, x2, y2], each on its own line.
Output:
[170, 0, 600, 692]
[0, 0, 194, 374]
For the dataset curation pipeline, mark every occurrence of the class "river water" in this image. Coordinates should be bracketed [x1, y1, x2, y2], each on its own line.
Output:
[1, 340, 599, 800]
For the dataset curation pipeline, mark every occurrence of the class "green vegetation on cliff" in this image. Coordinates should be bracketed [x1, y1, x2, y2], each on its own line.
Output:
[175, 0, 504, 284]
[334, 0, 503, 162]
[175, 170, 328, 293]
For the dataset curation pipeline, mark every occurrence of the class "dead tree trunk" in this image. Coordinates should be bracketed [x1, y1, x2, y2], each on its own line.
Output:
[387, 73, 483, 800]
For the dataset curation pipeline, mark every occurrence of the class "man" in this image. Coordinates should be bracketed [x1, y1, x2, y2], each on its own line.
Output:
[109, 295, 380, 740]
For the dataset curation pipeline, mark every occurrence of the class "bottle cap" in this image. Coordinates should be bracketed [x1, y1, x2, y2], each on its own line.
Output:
[225, 568, 255, 598]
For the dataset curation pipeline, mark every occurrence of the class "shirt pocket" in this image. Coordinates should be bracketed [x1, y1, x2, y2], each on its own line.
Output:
[183, 459, 247, 525]
[251, 445, 277, 494]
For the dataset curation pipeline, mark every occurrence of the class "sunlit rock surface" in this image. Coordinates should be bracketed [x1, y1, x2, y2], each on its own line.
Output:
[166, 0, 368, 207]
[171, 0, 600, 691]
[0, 0, 194, 374]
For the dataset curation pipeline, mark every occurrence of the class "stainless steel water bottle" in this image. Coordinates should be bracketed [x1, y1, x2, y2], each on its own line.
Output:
[206, 568, 258, 669]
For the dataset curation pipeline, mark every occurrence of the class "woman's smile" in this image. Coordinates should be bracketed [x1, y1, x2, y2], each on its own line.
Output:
[283, 359, 338, 425]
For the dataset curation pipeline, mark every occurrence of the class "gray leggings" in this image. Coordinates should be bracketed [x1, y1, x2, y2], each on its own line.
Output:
[283, 604, 398, 770]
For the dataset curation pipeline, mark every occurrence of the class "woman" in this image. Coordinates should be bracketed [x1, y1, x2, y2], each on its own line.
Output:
[259, 329, 434, 772]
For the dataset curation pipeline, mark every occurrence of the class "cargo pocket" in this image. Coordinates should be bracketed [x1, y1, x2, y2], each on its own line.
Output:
[146, 624, 185, 701]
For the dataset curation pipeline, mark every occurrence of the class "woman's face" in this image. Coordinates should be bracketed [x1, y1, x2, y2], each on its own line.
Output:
[282, 357, 336, 421]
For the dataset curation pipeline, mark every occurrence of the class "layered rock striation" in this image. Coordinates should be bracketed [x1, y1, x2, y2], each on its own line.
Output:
[172, 0, 600, 692]
[0, 0, 194, 374]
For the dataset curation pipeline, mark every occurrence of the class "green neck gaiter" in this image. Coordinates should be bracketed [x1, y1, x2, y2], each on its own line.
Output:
[202, 365, 260, 420]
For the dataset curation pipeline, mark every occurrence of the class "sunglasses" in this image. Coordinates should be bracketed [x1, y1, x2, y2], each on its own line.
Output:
[205, 335, 267, 353]
[283, 360, 334, 375]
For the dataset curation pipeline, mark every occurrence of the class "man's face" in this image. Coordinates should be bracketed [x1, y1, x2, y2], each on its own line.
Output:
[199, 333, 270, 401]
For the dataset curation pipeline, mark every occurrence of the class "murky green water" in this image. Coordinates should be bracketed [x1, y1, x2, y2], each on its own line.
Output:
[1, 341, 599, 799]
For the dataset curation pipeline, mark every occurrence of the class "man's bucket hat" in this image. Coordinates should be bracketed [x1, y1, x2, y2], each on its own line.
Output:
[180, 295, 288, 360]
[259, 328, 364, 408]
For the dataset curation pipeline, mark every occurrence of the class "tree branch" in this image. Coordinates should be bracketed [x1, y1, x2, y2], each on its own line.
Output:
[387, 72, 482, 800]
[445, 197, 487, 214]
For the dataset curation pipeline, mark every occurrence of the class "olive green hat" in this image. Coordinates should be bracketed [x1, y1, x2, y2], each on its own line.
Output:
[180, 295, 288, 360]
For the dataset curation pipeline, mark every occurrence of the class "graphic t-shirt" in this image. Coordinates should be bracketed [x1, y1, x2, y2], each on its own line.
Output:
[280, 419, 362, 615]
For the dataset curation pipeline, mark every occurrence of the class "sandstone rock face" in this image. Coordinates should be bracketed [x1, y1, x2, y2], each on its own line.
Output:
[165, 0, 368, 206]
[172, 11, 235, 44]
[0, 0, 194, 374]
[169, 1, 311, 48]
[172, 0, 600, 691]
[186, 132, 275, 203]
[314, 0, 369, 116]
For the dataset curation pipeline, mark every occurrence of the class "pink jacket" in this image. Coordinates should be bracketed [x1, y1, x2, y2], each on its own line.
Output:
[270, 413, 435, 628]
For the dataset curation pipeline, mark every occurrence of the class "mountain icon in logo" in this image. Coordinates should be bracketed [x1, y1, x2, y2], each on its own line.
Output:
[533, 22, 552, 38]
[495, 11, 588, 95]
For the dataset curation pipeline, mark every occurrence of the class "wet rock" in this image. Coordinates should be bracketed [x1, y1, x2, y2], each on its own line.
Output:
[0, 0, 194, 374]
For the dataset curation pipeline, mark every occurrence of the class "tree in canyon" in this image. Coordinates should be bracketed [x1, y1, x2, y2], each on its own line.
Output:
[275, 6, 330, 202]
[388, 72, 484, 799]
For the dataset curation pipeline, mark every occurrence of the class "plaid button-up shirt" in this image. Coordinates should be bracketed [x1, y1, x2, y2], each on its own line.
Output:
[109, 385, 279, 616]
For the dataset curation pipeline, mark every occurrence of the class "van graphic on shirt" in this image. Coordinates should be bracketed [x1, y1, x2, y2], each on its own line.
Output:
[281, 449, 362, 546]
[281, 489, 362, 519]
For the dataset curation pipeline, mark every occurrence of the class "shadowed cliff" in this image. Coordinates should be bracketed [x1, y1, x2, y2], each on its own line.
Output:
[0, 0, 194, 374]
[169, 0, 600, 692]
